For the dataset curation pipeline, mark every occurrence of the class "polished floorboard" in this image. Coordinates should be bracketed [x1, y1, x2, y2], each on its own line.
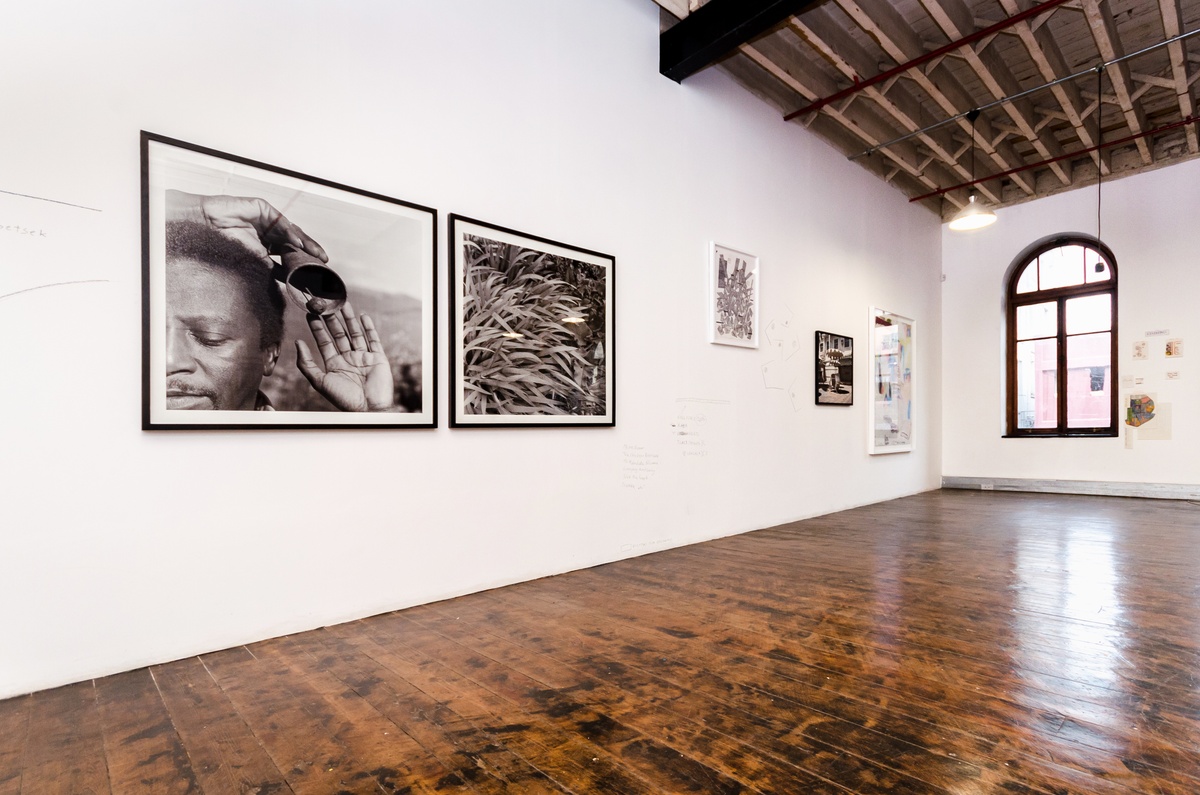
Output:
[3, 489, 1200, 794]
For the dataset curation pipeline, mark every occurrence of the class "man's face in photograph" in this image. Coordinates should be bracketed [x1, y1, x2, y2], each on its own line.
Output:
[165, 256, 279, 410]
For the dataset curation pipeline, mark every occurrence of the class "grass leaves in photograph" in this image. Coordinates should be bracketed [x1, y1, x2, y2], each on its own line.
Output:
[461, 234, 606, 416]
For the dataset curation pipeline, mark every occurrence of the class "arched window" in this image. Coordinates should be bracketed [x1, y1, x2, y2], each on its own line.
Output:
[1006, 237, 1117, 437]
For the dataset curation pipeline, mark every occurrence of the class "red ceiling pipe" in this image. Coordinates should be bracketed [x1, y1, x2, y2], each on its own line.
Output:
[783, 0, 1073, 122]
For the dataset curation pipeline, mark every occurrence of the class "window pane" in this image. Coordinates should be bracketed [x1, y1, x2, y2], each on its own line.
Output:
[1067, 332, 1111, 428]
[1015, 263, 1038, 294]
[1085, 251, 1112, 283]
[1066, 294, 1111, 335]
[1039, 245, 1085, 289]
[1016, 338, 1058, 429]
[1016, 301, 1056, 340]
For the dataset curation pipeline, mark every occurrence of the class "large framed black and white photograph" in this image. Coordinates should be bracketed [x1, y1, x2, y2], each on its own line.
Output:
[450, 215, 614, 427]
[142, 132, 436, 429]
[815, 330, 853, 405]
[709, 242, 759, 348]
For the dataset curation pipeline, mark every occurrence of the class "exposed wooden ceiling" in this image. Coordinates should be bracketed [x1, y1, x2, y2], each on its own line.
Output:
[654, 0, 1200, 219]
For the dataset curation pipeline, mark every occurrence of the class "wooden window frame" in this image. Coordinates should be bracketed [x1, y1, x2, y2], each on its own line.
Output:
[1005, 237, 1118, 438]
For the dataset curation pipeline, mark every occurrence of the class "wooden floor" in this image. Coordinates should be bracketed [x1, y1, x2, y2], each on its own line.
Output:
[3, 490, 1200, 794]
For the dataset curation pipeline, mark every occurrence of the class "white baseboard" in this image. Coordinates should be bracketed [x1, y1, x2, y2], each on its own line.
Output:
[941, 477, 1200, 501]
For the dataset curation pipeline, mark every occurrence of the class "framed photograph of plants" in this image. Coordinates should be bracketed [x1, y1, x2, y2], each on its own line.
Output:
[449, 215, 614, 427]
[815, 331, 854, 406]
[868, 307, 915, 454]
[708, 242, 759, 348]
[142, 132, 437, 430]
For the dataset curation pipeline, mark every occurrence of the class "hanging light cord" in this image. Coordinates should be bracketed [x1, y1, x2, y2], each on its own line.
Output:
[967, 108, 980, 190]
[1096, 65, 1103, 240]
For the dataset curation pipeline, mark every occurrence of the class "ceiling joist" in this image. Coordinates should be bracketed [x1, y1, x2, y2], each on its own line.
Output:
[653, 0, 1200, 218]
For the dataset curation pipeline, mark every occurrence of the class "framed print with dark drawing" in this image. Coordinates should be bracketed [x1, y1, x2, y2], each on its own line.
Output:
[141, 132, 436, 429]
[709, 242, 758, 348]
[815, 331, 853, 406]
[450, 215, 614, 427]
[868, 307, 914, 454]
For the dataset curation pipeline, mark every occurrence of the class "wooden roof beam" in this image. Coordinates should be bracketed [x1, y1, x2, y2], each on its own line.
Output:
[1081, 0, 1153, 163]
[782, 0, 1073, 119]
[655, 0, 692, 20]
[919, 0, 1071, 185]
[786, 10, 1001, 202]
[836, 0, 1036, 194]
[741, 39, 950, 195]
[997, 0, 1101, 169]
[1157, 0, 1199, 152]
[1131, 71, 1180, 92]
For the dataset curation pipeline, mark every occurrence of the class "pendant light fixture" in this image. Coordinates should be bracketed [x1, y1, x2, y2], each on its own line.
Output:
[949, 109, 997, 231]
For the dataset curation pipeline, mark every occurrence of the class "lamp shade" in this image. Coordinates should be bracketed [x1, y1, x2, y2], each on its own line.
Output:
[948, 193, 997, 231]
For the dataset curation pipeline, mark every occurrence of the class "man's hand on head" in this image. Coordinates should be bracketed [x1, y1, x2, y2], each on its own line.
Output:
[165, 190, 328, 265]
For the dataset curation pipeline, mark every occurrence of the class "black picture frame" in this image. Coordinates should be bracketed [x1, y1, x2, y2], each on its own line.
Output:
[449, 214, 615, 427]
[815, 330, 854, 406]
[141, 132, 437, 430]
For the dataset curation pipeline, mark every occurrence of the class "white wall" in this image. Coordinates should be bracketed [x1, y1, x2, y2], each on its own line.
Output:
[0, 0, 942, 699]
[942, 158, 1200, 484]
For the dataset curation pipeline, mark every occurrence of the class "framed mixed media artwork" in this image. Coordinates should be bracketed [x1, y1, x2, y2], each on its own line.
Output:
[869, 307, 914, 454]
[815, 331, 853, 406]
[449, 215, 614, 427]
[141, 132, 437, 430]
[709, 243, 758, 348]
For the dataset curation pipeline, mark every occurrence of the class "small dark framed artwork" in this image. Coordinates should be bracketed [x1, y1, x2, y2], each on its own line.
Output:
[449, 214, 614, 427]
[141, 132, 437, 430]
[815, 330, 854, 406]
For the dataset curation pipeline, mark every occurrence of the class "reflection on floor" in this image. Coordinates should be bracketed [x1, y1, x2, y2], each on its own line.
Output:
[2, 489, 1199, 794]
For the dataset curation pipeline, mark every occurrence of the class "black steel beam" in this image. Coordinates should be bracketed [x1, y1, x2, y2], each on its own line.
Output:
[660, 0, 827, 83]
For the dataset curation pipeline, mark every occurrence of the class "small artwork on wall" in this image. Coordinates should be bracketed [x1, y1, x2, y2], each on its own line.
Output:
[1126, 394, 1155, 427]
[815, 331, 853, 405]
[709, 243, 759, 348]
